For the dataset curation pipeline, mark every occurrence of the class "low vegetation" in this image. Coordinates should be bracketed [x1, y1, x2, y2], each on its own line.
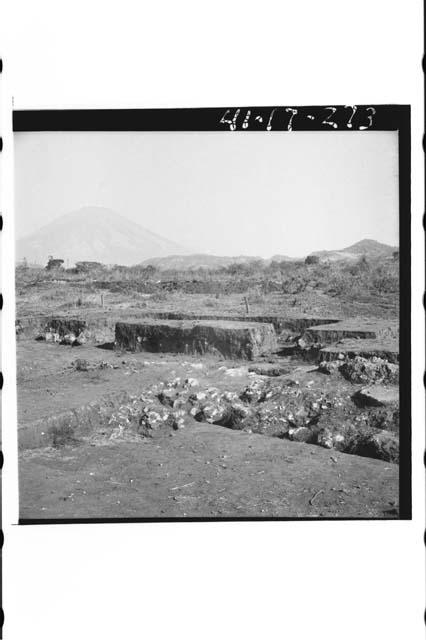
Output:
[16, 255, 399, 300]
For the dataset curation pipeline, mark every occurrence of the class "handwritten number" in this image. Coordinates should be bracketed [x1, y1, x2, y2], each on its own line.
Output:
[219, 105, 377, 131]
[345, 105, 357, 128]
[242, 110, 251, 129]
[266, 108, 277, 131]
[359, 107, 376, 130]
[286, 108, 298, 131]
[220, 109, 241, 131]
[322, 107, 338, 129]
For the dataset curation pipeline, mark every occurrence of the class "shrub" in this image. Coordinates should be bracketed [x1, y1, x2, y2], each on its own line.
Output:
[151, 290, 168, 303]
[45, 258, 64, 271]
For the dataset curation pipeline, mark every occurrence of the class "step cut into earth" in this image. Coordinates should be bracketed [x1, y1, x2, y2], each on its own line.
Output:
[115, 320, 278, 360]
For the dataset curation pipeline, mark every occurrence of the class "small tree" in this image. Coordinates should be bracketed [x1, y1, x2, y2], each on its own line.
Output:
[358, 255, 369, 270]
[143, 264, 157, 277]
[75, 261, 103, 273]
[305, 254, 320, 265]
[45, 257, 64, 271]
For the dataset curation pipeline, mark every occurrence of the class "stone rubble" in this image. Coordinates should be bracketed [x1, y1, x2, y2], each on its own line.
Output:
[339, 356, 399, 385]
[88, 363, 399, 462]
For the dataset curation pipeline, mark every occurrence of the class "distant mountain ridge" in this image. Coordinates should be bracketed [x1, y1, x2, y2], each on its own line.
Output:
[16, 206, 189, 266]
[142, 239, 396, 270]
[140, 254, 265, 270]
[141, 253, 303, 270]
[267, 254, 301, 264]
[16, 208, 396, 269]
[309, 238, 397, 262]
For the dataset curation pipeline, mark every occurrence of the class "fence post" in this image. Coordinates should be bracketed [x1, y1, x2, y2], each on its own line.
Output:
[244, 296, 249, 314]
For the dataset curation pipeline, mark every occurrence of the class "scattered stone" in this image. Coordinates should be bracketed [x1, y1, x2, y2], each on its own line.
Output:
[172, 410, 187, 429]
[138, 404, 174, 435]
[65, 348, 400, 463]
[73, 358, 90, 372]
[340, 356, 399, 385]
[317, 429, 334, 449]
[239, 379, 267, 403]
[369, 431, 399, 463]
[241, 405, 288, 437]
[45, 331, 61, 343]
[367, 407, 399, 432]
[72, 359, 119, 373]
[184, 377, 199, 387]
[248, 363, 291, 377]
[223, 366, 249, 377]
[197, 401, 228, 424]
[317, 360, 341, 375]
[158, 388, 180, 407]
[221, 391, 240, 403]
[60, 333, 80, 345]
[287, 426, 313, 442]
[76, 332, 87, 345]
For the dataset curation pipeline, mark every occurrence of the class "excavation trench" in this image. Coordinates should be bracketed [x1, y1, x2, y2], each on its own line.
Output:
[20, 366, 399, 464]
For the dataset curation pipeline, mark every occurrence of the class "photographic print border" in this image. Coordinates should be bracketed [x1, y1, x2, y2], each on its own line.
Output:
[13, 104, 411, 523]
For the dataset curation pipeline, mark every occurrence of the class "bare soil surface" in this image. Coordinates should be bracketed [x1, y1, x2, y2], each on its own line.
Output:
[18, 340, 399, 519]
[16, 263, 401, 520]
[16, 289, 399, 330]
[20, 422, 398, 520]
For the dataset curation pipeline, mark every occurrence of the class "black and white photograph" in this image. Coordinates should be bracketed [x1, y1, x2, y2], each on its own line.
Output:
[1, 1, 424, 638]
[14, 106, 410, 521]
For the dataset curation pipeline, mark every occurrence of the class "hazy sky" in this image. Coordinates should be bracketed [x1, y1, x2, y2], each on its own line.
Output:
[14, 130, 399, 257]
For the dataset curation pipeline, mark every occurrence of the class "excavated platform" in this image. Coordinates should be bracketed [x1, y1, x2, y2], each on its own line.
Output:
[303, 320, 383, 344]
[130, 311, 340, 334]
[16, 310, 340, 340]
[16, 315, 88, 338]
[43, 316, 87, 336]
[115, 319, 278, 360]
[320, 339, 399, 363]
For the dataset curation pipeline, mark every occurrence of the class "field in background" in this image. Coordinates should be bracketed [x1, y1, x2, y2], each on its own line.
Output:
[16, 255, 399, 320]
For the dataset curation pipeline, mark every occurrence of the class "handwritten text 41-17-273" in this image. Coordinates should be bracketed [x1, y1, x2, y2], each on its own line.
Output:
[220, 106, 376, 132]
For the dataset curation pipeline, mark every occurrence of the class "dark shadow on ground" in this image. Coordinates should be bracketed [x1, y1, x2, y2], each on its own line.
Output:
[95, 342, 115, 350]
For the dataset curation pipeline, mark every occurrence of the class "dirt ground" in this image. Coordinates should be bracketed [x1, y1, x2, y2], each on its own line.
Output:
[17, 340, 399, 520]
[20, 423, 398, 520]
[15, 265, 401, 521]
[16, 287, 399, 327]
